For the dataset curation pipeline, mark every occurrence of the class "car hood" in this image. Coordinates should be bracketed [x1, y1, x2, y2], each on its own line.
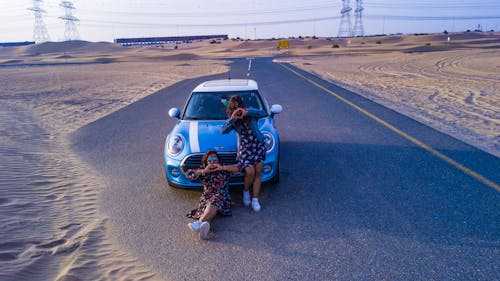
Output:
[176, 120, 238, 153]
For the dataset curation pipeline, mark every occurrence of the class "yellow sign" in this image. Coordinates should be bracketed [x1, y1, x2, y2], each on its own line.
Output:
[278, 40, 290, 48]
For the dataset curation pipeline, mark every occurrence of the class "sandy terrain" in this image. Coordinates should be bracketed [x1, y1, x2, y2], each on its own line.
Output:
[285, 33, 500, 157]
[0, 32, 498, 280]
[0, 41, 229, 280]
[1, 33, 498, 154]
[0, 41, 228, 135]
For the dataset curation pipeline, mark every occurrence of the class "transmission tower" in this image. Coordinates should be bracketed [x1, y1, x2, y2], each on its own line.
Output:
[28, 0, 50, 43]
[338, 0, 353, 37]
[59, 1, 80, 41]
[353, 0, 365, 36]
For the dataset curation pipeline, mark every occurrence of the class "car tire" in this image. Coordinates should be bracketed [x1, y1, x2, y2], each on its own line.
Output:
[270, 167, 280, 184]
[269, 156, 280, 184]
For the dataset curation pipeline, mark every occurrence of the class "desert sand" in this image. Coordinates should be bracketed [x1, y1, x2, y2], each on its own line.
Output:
[285, 33, 500, 157]
[0, 40, 230, 280]
[0, 32, 498, 280]
[1, 33, 498, 155]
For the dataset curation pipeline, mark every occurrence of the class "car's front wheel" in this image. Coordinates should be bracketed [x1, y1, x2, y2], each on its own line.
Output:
[269, 167, 280, 184]
[268, 156, 280, 184]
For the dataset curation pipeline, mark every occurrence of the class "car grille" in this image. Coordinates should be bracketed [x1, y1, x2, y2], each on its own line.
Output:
[181, 152, 244, 184]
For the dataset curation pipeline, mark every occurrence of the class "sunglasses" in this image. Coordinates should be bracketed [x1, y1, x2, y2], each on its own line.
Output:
[207, 157, 219, 163]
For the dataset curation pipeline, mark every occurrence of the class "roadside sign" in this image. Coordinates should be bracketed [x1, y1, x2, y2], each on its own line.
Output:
[278, 40, 290, 48]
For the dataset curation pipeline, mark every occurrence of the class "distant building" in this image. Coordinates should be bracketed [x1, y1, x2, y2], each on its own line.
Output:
[114, 35, 228, 46]
[0, 41, 36, 47]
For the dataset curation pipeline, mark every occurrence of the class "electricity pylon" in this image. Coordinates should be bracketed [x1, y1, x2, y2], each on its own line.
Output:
[28, 0, 50, 43]
[338, 0, 353, 37]
[353, 0, 365, 37]
[59, 1, 80, 41]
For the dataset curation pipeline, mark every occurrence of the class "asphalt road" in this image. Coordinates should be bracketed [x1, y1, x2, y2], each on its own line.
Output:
[71, 57, 500, 281]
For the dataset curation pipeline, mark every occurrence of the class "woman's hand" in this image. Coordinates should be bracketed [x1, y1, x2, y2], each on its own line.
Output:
[231, 109, 241, 119]
[211, 163, 224, 172]
[204, 163, 221, 174]
[231, 108, 247, 119]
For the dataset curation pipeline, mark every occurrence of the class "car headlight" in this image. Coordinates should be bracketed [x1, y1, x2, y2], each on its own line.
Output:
[167, 134, 185, 155]
[262, 132, 275, 152]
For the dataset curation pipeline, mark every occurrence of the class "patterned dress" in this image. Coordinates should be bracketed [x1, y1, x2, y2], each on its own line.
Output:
[238, 126, 266, 169]
[185, 170, 232, 219]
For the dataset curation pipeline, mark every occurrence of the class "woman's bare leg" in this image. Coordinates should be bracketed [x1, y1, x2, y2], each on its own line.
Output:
[243, 166, 255, 192]
[252, 162, 263, 198]
[199, 204, 218, 222]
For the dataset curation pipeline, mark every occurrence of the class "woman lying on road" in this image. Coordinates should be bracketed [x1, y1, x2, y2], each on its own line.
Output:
[184, 149, 241, 240]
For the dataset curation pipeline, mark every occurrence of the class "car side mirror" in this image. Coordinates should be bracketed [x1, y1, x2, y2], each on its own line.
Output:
[270, 104, 282, 117]
[168, 108, 180, 119]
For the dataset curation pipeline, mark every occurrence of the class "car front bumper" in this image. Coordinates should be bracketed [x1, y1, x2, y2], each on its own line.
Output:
[165, 151, 279, 188]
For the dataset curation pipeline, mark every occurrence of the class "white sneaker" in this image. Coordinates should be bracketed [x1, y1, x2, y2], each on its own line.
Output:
[199, 221, 210, 240]
[187, 221, 202, 232]
[243, 190, 251, 206]
[251, 198, 261, 212]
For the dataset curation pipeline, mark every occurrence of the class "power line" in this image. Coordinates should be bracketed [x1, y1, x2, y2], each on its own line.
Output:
[9, 1, 500, 42]
[76, 4, 341, 18]
[365, 14, 500, 21]
[77, 13, 500, 29]
[81, 15, 341, 28]
[366, 1, 500, 9]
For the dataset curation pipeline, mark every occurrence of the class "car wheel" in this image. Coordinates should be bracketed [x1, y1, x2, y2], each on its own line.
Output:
[269, 158, 280, 184]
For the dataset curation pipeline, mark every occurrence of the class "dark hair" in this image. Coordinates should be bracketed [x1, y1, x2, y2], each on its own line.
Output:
[226, 95, 244, 117]
[201, 149, 221, 168]
[226, 95, 250, 126]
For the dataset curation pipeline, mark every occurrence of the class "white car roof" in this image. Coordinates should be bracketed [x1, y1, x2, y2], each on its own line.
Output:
[192, 79, 258, 92]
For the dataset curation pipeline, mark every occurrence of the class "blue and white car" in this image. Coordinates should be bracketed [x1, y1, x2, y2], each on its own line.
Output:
[164, 79, 282, 188]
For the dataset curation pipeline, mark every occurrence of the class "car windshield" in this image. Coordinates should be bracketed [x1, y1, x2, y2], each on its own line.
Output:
[183, 91, 265, 120]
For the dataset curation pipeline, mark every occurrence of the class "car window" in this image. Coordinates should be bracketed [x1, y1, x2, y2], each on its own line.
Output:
[183, 91, 265, 120]
[239, 91, 263, 111]
[183, 92, 228, 120]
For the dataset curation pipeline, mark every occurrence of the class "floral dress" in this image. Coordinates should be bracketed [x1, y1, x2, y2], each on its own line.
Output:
[238, 126, 266, 169]
[185, 170, 232, 219]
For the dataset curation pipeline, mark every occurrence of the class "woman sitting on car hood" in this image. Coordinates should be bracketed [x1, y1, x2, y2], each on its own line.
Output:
[221, 95, 267, 212]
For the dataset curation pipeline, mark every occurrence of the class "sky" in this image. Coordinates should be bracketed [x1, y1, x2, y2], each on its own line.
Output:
[1, 0, 499, 43]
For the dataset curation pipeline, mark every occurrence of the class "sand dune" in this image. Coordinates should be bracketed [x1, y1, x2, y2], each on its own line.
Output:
[0, 42, 229, 280]
[288, 47, 499, 156]
[19, 40, 125, 55]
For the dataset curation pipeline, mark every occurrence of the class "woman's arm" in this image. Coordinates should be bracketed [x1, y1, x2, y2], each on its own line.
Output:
[245, 108, 267, 118]
[185, 166, 210, 180]
[222, 108, 247, 134]
[221, 118, 237, 134]
[210, 163, 241, 174]
[219, 164, 242, 174]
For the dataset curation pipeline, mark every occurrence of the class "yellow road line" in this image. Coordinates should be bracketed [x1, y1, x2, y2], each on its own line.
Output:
[279, 63, 500, 192]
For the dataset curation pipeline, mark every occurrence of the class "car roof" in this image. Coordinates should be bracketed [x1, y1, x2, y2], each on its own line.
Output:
[192, 79, 258, 93]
